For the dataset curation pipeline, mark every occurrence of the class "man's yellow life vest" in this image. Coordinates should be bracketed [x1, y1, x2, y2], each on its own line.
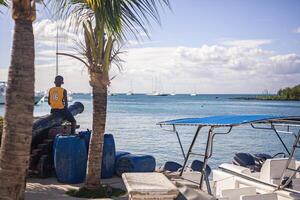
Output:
[49, 87, 65, 109]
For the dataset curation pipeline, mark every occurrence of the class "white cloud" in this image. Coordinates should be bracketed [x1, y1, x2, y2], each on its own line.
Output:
[22, 19, 300, 94]
[293, 27, 300, 33]
[269, 54, 300, 74]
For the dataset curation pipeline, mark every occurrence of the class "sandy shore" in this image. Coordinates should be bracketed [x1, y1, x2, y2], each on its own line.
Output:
[25, 177, 128, 200]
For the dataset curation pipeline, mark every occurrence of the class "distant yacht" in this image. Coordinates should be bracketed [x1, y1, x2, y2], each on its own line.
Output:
[146, 91, 159, 96]
[67, 91, 73, 102]
[0, 81, 44, 105]
[170, 92, 176, 96]
[190, 87, 198, 96]
[126, 81, 134, 95]
[147, 77, 169, 96]
[0, 81, 6, 104]
[147, 91, 168, 96]
[126, 91, 134, 96]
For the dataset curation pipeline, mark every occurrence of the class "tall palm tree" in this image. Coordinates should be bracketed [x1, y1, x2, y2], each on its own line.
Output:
[54, 0, 170, 189]
[0, 0, 36, 199]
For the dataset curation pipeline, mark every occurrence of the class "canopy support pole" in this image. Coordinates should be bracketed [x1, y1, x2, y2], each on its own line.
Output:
[271, 124, 291, 155]
[200, 127, 214, 192]
[251, 123, 291, 155]
[277, 129, 300, 190]
[179, 126, 202, 176]
[173, 125, 186, 159]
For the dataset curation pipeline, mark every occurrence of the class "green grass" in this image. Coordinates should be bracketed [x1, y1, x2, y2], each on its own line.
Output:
[66, 185, 126, 198]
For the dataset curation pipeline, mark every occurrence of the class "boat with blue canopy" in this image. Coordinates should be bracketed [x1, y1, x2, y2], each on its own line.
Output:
[158, 115, 300, 200]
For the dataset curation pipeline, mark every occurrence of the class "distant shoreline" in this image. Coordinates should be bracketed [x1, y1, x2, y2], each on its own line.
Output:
[230, 96, 300, 101]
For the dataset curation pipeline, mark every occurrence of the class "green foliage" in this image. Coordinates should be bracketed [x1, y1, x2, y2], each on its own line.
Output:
[257, 84, 300, 101]
[0, 0, 8, 14]
[0, 116, 3, 146]
[51, 0, 171, 40]
[0, 0, 8, 7]
[66, 185, 126, 198]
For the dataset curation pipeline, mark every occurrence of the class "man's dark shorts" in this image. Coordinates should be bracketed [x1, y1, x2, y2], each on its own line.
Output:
[51, 108, 76, 123]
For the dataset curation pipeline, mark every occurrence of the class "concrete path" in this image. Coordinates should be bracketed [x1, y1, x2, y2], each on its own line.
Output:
[25, 177, 128, 200]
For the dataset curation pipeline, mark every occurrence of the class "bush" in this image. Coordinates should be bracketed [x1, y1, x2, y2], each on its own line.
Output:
[66, 185, 126, 199]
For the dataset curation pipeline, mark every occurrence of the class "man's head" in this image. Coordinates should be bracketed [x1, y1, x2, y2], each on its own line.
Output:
[54, 75, 64, 86]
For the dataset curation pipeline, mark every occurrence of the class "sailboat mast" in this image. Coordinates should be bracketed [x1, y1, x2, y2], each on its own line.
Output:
[56, 26, 59, 76]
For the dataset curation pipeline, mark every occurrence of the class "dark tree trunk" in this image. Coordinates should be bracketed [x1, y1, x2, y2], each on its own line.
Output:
[85, 75, 107, 188]
[0, 18, 35, 199]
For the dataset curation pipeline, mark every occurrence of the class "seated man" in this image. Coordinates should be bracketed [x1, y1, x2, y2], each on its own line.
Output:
[48, 75, 76, 134]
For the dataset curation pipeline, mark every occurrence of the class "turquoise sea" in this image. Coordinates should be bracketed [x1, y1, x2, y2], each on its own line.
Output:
[1, 94, 300, 169]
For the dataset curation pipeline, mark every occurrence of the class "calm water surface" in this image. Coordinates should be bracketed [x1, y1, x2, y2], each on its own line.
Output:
[1, 94, 300, 169]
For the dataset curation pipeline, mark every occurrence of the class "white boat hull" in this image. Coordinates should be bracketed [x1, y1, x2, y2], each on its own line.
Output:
[212, 162, 300, 200]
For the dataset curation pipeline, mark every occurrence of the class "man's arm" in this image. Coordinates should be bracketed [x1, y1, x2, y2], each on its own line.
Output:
[63, 89, 68, 108]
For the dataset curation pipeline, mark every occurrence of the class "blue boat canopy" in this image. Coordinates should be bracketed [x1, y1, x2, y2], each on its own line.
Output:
[158, 115, 300, 127]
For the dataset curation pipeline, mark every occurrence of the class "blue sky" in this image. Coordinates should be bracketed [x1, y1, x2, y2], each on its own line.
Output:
[148, 0, 300, 52]
[0, 0, 300, 93]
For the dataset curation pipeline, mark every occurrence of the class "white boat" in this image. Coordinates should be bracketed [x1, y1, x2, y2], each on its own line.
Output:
[0, 82, 44, 105]
[126, 81, 134, 95]
[190, 93, 197, 96]
[67, 91, 73, 102]
[146, 91, 168, 96]
[158, 115, 300, 200]
[0, 81, 6, 104]
[126, 91, 134, 96]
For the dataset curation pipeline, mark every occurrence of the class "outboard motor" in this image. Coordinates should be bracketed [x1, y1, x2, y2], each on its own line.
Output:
[160, 161, 182, 172]
[190, 160, 212, 177]
[253, 153, 272, 171]
[232, 153, 257, 172]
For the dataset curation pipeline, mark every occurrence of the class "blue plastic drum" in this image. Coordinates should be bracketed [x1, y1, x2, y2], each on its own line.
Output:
[115, 154, 156, 176]
[101, 134, 116, 179]
[54, 135, 87, 184]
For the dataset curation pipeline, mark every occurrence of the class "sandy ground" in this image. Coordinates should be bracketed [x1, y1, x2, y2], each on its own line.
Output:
[25, 177, 128, 200]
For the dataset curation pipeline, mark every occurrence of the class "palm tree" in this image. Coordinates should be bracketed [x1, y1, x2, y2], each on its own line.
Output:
[0, 0, 36, 199]
[54, 0, 170, 189]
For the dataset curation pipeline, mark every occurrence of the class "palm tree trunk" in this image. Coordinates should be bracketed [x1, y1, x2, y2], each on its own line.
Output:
[0, 18, 35, 199]
[85, 74, 107, 189]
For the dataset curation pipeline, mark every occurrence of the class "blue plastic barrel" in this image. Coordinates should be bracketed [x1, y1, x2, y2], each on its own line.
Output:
[54, 135, 87, 184]
[115, 151, 131, 175]
[101, 134, 116, 179]
[115, 154, 156, 176]
[78, 130, 91, 152]
[115, 151, 130, 162]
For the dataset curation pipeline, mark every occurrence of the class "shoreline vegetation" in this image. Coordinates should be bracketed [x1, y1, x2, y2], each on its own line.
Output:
[231, 84, 300, 101]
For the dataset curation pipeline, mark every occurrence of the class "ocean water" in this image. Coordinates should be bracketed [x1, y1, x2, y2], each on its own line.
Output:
[1, 94, 300, 169]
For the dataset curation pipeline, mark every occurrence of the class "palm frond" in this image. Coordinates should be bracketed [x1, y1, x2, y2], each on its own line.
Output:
[0, 0, 8, 13]
[0, 0, 8, 7]
[49, 0, 170, 40]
